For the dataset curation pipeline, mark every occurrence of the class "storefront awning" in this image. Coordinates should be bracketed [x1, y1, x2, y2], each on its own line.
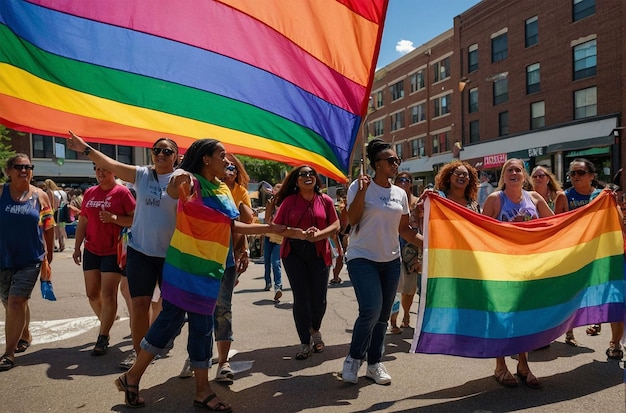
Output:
[547, 135, 615, 152]
[565, 146, 611, 157]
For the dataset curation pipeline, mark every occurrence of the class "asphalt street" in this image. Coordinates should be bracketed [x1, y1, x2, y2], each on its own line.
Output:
[0, 246, 624, 412]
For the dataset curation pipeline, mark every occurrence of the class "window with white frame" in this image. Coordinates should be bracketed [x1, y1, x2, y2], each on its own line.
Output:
[375, 90, 384, 108]
[373, 119, 384, 136]
[433, 57, 450, 82]
[525, 16, 538, 47]
[410, 70, 425, 92]
[573, 0, 595, 21]
[468, 88, 478, 113]
[411, 138, 425, 157]
[410, 103, 426, 124]
[526, 63, 540, 94]
[531, 101, 545, 129]
[433, 94, 451, 117]
[395, 143, 403, 159]
[573, 39, 596, 80]
[432, 132, 449, 154]
[468, 44, 478, 73]
[574, 86, 597, 119]
[390, 80, 404, 101]
[390, 111, 405, 131]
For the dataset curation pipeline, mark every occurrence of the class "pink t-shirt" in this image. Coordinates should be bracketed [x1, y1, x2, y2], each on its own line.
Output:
[273, 193, 338, 266]
[82, 184, 136, 256]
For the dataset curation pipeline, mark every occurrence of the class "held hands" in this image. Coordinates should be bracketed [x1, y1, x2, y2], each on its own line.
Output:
[304, 226, 320, 242]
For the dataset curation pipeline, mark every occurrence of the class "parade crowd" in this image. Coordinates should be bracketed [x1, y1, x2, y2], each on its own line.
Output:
[0, 134, 624, 411]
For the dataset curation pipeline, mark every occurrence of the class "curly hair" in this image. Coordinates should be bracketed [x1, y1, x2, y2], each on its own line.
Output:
[273, 165, 322, 206]
[434, 160, 478, 201]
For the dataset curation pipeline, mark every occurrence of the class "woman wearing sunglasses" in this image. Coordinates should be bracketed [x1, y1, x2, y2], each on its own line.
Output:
[341, 138, 423, 385]
[73, 165, 136, 356]
[0, 154, 55, 371]
[270, 166, 340, 360]
[67, 132, 179, 368]
[482, 158, 554, 389]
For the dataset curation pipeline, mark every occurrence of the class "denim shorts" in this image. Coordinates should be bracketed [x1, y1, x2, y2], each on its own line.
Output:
[82, 249, 123, 274]
[125, 246, 165, 298]
[0, 263, 41, 304]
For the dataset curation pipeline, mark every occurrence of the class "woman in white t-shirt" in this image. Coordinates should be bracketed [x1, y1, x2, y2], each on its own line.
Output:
[340, 138, 423, 385]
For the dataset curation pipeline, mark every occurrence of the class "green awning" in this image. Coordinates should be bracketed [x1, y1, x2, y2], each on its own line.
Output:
[565, 146, 610, 157]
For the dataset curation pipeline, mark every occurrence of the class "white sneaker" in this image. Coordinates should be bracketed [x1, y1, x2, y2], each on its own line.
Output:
[179, 357, 193, 379]
[118, 350, 136, 371]
[341, 355, 362, 384]
[215, 362, 234, 383]
[366, 362, 392, 385]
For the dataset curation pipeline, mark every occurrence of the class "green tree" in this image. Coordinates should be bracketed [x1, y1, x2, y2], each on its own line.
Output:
[0, 125, 16, 182]
[239, 156, 288, 186]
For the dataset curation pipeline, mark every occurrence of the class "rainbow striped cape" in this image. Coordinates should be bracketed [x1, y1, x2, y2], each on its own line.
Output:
[161, 177, 238, 316]
[411, 190, 625, 358]
[0, 0, 388, 181]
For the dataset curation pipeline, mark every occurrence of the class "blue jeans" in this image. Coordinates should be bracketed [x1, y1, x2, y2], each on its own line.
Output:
[264, 237, 282, 290]
[214, 266, 237, 342]
[347, 258, 401, 364]
[142, 299, 214, 369]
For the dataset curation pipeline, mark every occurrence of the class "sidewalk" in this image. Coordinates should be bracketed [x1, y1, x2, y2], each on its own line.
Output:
[0, 249, 623, 412]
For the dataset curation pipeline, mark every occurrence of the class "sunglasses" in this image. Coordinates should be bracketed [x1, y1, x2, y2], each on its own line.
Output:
[376, 156, 402, 166]
[396, 177, 411, 184]
[225, 165, 236, 172]
[152, 147, 175, 156]
[298, 170, 315, 177]
[13, 164, 34, 171]
[568, 170, 589, 177]
[531, 174, 547, 179]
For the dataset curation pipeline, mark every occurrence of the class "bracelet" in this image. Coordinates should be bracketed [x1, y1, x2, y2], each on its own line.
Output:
[82, 146, 92, 156]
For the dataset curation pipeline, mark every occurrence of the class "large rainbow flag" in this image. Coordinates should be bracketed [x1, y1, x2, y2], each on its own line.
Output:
[411, 190, 625, 358]
[0, 0, 388, 181]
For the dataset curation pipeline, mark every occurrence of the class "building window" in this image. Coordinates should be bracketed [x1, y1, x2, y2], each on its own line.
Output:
[469, 120, 480, 143]
[373, 119, 384, 136]
[375, 90, 384, 108]
[410, 103, 426, 124]
[573, 0, 595, 21]
[493, 78, 509, 105]
[390, 80, 404, 101]
[526, 63, 540, 94]
[395, 143, 403, 159]
[433, 57, 450, 82]
[432, 132, 449, 154]
[117, 145, 134, 165]
[411, 138, 425, 157]
[574, 86, 597, 119]
[573, 39, 596, 80]
[491, 33, 508, 63]
[434, 94, 451, 117]
[531, 101, 545, 129]
[499, 111, 509, 136]
[32, 135, 78, 160]
[468, 44, 478, 73]
[410, 70, 425, 92]
[468, 88, 478, 113]
[525, 16, 538, 47]
[390, 111, 405, 132]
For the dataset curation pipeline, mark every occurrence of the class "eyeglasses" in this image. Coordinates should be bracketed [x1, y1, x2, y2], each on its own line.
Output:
[376, 156, 402, 166]
[152, 147, 175, 156]
[225, 165, 236, 172]
[531, 174, 547, 179]
[452, 171, 469, 178]
[12, 164, 34, 171]
[298, 170, 315, 177]
[568, 170, 589, 177]
[396, 177, 411, 184]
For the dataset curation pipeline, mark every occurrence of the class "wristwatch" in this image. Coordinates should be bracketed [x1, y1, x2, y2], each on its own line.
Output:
[82, 146, 92, 156]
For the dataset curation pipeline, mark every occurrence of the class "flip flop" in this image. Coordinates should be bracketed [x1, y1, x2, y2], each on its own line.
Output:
[15, 339, 30, 353]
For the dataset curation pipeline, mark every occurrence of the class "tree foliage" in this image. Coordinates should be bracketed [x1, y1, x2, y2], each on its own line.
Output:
[238, 156, 289, 186]
[0, 125, 16, 182]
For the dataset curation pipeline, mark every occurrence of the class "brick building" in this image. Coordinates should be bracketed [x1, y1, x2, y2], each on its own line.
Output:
[365, 0, 624, 191]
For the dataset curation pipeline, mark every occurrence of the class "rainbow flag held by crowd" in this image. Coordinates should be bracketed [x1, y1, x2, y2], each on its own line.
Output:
[411, 190, 625, 358]
[161, 178, 237, 316]
[0, 0, 388, 181]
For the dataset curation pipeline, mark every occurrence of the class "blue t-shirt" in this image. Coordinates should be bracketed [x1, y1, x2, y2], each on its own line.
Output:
[564, 187, 602, 211]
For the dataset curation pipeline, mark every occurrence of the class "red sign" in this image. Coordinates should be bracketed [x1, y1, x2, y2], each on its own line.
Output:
[483, 153, 507, 169]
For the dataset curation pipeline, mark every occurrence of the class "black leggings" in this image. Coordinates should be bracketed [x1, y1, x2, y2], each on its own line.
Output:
[282, 240, 330, 345]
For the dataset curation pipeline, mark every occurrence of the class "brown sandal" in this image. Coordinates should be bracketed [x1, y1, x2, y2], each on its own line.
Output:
[586, 324, 601, 336]
[494, 369, 518, 387]
[565, 333, 578, 347]
[516, 369, 542, 389]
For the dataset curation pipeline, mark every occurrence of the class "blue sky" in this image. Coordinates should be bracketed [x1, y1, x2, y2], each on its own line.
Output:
[377, 0, 482, 68]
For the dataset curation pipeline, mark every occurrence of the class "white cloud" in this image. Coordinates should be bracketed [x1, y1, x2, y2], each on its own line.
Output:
[395, 39, 415, 55]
